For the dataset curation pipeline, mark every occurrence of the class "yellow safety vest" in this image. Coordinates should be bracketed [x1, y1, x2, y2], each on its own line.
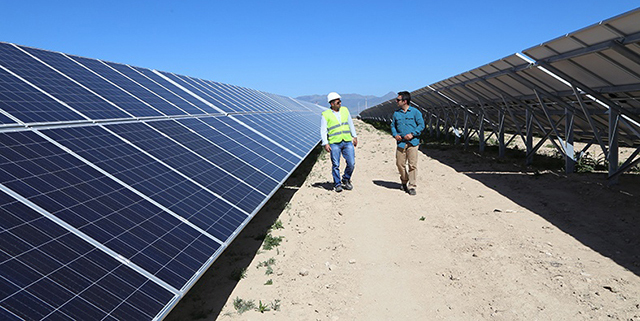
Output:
[323, 107, 353, 144]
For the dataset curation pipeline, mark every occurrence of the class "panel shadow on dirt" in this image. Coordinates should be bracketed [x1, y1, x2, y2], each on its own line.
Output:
[423, 142, 640, 277]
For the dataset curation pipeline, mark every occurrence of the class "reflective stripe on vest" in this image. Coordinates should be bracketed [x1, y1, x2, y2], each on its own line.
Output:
[323, 107, 353, 144]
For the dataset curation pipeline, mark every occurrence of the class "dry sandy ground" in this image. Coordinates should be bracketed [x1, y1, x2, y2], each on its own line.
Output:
[167, 119, 640, 321]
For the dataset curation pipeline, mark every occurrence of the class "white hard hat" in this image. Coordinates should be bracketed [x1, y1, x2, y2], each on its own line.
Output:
[327, 92, 341, 103]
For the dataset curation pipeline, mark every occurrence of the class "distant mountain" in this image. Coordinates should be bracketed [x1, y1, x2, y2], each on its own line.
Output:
[296, 92, 396, 115]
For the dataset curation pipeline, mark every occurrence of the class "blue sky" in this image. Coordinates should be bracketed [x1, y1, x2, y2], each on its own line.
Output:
[2, 1, 638, 98]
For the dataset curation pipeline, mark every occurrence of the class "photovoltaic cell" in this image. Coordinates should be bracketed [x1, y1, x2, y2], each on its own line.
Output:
[0, 45, 88, 124]
[147, 119, 279, 195]
[69, 56, 187, 117]
[204, 80, 267, 113]
[233, 112, 320, 157]
[101, 61, 195, 116]
[157, 73, 235, 113]
[106, 122, 267, 214]
[130, 67, 216, 115]
[41, 125, 247, 242]
[185, 117, 292, 181]
[264, 92, 316, 111]
[0, 43, 130, 121]
[0, 113, 15, 125]
[20, 46, 161, 118]
[0, 130, 221, 290]
[250, 90, 292, 111]
[0, 189, 175, 320]
[211, 116, 301, 165]
[0, 65, 84, 124]
[209, 81, 271, 112]
[187, 78, 242, 113]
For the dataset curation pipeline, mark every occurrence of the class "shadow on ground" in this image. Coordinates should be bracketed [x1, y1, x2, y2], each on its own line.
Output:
[311, 181, 334, 190]
[373, 180, 403, 190]
[423, 141, 640, 277]
[165, 146, 322, 320]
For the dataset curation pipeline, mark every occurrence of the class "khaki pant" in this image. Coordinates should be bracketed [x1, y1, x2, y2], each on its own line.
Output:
[396, 145, 418, 189]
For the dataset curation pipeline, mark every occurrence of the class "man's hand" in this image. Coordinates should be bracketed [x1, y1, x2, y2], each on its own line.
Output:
[353, 137, 358, 147]
[404, 133, 414, 140]
[324, 144, 331, 152]
[395, 135, 402, 142]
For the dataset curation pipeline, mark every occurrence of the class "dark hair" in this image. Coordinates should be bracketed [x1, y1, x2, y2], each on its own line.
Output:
[398, 91, 411, 104]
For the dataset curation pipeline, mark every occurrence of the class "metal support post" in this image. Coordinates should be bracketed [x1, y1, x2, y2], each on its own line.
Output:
[609, 108, 619, 185]
[526, 107, 533, 165]
[479, 109, 485, 153]
[565, 107, 575, 174]
[464, 110, 470, 150]
[498, 108, 505, 158]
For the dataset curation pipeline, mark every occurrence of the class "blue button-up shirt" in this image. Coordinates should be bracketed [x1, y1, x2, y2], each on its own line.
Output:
[391, 106, 425, 148]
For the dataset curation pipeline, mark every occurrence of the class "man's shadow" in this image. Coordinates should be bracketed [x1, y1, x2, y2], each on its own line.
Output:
[372, 180, 403, 190]
[311, 181, 334, 190]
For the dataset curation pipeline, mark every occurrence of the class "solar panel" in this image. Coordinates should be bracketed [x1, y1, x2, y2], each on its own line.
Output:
[212, 82, 275, 112]
[20, 46, 161, 119]
[0, 130, 222, 290]
[0, 43, 130, 121]
[0, 188, 176, 320]
[40, 125, 246, 242]
[233, 112, 319, 158]
[178, 117, 292, 181]
[129, 66, 217, 115]
[0, 65, 81, 124]
[67, 56, 186, 117]
[0, 40, 321, 320]
[146, 119, 280, 194]
[360, 7, 640, 180]
[105, 121, 267, 213]
[102, 61, 201, 116]
[200, 116, 300, 168]
[155, 72, 238, 113]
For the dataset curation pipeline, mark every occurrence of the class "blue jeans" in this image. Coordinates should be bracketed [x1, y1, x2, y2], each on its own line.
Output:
[330, 141, 355, 187]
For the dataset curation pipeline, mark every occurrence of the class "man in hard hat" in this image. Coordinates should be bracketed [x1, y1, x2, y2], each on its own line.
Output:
[391, 91, 425, 195]
[321, 92, 358, 192]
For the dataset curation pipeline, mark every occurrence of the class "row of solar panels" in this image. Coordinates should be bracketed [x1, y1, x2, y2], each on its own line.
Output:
[0, 41, 323, 320]
[361, 8, 640, 162]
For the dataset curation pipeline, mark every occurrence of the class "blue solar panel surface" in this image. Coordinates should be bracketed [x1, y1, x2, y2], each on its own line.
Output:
[69, 56, 187, 117]
[179, 117, 291, 181]
[233, 112, 319, 157]
[0, 130, 221, 290]
[157, 73, 234, 113]
[129, 66, 217, 115]
[102, 61, 201, 116]
[20, 47, 160, 119]
[105, 122, 267, 214]
[0, 66, 83, 124]
[147, 119, 279, 194]
[210, 116, 302, 165]
[0, 40, 321, 320]
[41, 125, 247, 242]
[0, 189, 176, 320]
[0, 43, 130, 121]
[215, 82, 273, 112]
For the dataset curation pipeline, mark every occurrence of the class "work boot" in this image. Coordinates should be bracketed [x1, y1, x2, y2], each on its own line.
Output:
[342, 179, 353, 190]
[408, 188, 416, 196]
[334, 185, 343, 193]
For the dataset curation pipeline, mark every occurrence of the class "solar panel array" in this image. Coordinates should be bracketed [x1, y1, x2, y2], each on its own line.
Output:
[360, 8, 640, 181]
[0, 41, 323, 320]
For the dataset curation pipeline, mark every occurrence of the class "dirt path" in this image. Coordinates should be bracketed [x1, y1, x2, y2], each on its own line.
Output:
[167, 119, 640, 320]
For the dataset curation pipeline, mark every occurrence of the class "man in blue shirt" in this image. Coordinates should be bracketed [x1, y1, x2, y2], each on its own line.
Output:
[391, 91, 425, 195]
